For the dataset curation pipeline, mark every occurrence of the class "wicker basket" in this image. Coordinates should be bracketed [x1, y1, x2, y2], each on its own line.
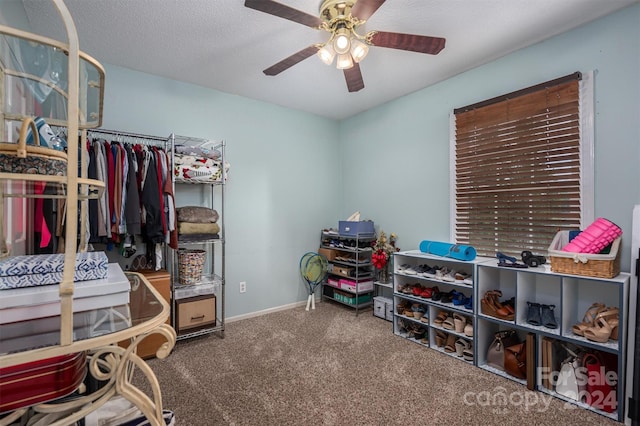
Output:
[177, 249, 206, 285]
[548, 231, 621, 279]
[0, 117, 67, 176]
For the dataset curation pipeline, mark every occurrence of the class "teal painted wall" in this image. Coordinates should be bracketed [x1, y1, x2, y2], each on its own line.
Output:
[340, 4, 640, 273]
[100, 66, 341, 318]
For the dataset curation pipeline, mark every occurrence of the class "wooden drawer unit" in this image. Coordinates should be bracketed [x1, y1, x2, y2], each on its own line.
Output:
[176, 295, 216, 332]
[120, 269, 172, 359]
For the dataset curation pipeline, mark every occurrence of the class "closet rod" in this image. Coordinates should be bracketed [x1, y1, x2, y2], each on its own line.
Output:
[87, 128, 168, 144]
[50, 126, 169, 145]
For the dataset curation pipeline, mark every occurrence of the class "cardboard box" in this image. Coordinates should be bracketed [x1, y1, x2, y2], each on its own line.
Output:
[338, 278, 373, 293]
[318, 247, 338, 262]
[333, 289, 371, 305]
[338, 220, 375, 237]
[331, 265, 355, 278]
[327, 277, 340, 287]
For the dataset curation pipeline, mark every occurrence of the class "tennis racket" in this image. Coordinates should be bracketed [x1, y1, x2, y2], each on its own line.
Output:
[299, 252, 328, 311]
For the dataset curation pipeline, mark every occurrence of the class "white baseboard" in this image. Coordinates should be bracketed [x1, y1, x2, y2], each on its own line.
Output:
[225, 299, 310, 323]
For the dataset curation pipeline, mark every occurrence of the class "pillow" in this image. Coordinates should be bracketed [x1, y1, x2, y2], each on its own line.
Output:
[176, 206, 219, 223]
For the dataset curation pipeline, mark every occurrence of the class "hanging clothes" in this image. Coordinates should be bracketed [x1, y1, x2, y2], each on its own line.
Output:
[124, 144, 141, 236]
[140, 148, 164, 244]
[87, 140, 99, 243]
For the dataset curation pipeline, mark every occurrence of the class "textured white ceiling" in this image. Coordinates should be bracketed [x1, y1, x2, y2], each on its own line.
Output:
[17, 0, 639, 120]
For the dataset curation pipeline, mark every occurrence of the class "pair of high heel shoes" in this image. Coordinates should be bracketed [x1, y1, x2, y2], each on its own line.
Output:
[480, 290, 514, 320]
[572, 303, 619, 343]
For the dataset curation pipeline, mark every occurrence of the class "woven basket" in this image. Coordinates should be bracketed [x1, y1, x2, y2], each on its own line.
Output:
[548, 231, 621, 279]
[177, 249, 206, 285]
[0, 117, 67, 176]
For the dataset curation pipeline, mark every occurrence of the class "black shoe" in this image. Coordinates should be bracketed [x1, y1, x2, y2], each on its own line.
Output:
[526, 301, 541, 326]
[541, 304, 558, 329]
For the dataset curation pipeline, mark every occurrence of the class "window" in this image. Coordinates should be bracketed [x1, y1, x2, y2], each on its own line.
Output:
[452, 72, 594, 257]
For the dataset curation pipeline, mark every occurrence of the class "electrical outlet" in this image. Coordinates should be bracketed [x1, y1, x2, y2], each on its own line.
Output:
[239, 281, 247, 293]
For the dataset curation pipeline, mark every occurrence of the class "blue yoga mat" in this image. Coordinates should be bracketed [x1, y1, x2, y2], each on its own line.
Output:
[419, 240, 477, 261]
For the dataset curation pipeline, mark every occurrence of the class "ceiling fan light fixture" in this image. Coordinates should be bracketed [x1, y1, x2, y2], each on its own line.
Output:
[336, 53, 354, 69]
[350, 38, 369, 63]
[317, 44, 336, 65]
[333, 27, 351, 54]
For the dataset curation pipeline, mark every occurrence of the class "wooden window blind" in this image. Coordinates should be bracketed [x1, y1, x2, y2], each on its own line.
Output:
[453, 73, 583, 257]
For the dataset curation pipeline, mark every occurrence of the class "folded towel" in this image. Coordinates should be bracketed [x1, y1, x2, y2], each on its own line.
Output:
[178, 222, 220, 235]
[176, 206, 219, 223]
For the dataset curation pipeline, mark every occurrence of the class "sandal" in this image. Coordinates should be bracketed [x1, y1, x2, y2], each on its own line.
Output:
[464, 322, 473, 337]
[435, 330, 447, 348]
[442, 315, 455, 330]
[413, 326, 426, 340]
[420, 287, 433, 298]
[444, 333, 457, 353]
[464, 295, 473, 310]
[434, 310, 448, 326]
[480, 290, 501, 317]
[455, 338, 469, 357]
[396, 299, 411, 315]
[583, 308, 619, 343]
[497, 297, 515, 316]
[452, 291, 469, 306]
[572, 302, 606, 336]
[496, 252, 528, 268]
[397, 319, 407, 333]
[482, 291, 515, 321]
[463, 344, 474, 362]
[402, 283, 415, 294]
[412, 304, 426, 320]
[453, 313, 466, 333]
[493, 293, 515, 321]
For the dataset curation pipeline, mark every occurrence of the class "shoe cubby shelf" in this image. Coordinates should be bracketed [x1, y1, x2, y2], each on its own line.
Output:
[392, 250, 631, 421]
[393, 251, 489, 366]
[477, 262, 627, 353]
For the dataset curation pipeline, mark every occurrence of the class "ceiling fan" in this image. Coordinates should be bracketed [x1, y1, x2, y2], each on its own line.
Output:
[244, 0, 446, 92]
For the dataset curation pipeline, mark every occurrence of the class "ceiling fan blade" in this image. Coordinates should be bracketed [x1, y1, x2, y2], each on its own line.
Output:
[263, 45, 319, 76]
[244, 0, 323, 28]
[343, 63, 364, 92]
[369, 31, 446, 54]
[351, 0, 386, 21]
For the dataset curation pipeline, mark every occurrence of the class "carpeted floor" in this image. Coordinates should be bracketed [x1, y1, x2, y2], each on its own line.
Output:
[136, 302, 620, 425]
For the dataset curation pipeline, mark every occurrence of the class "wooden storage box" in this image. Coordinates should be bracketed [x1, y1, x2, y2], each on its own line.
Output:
[119, 269, 171, 359]
[548, 231, 621, 278]
[176, 294, 216, 332]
